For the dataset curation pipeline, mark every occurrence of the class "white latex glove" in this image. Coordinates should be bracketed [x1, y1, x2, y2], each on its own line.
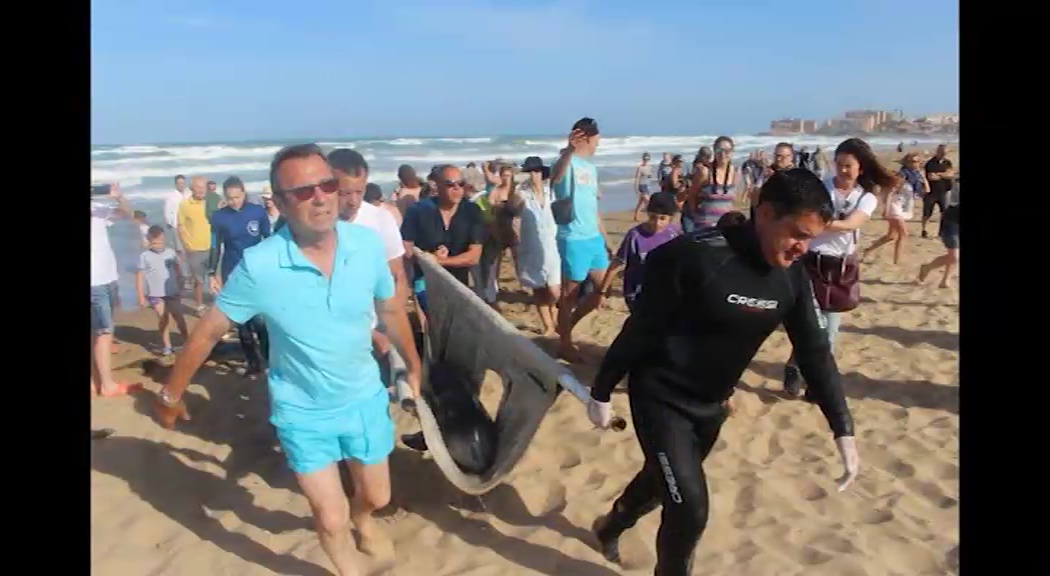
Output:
[834, 436, 860, 492]
[587, 398, 613, 429]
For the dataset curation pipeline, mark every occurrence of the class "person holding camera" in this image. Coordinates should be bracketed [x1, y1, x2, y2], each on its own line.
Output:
[91, 183, 140, 398]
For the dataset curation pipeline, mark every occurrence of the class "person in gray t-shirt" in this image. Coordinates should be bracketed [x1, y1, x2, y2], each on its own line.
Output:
[135, 225, 189, 355]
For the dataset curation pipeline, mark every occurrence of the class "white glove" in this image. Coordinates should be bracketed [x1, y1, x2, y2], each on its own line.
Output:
[587, 398, 613, 429]
[834, 436, 860, 492]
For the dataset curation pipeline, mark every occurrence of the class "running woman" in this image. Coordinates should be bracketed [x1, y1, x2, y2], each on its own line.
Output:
[586, 168, 860, 576]
[632, 152, 656, 221]
[862, 153, 928, 264]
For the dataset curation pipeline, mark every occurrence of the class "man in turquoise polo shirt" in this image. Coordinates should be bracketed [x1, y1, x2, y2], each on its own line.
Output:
[550, 117, 613, 362]
[154, 143, 422, 576]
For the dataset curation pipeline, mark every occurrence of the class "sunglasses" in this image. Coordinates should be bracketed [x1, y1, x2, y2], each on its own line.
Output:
[282, 179, 339, 202]
[443, 179, 466, 188]
[716, 146, 733, 154]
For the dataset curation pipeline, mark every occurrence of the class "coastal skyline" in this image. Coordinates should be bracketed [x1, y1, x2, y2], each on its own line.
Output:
[90, 0, 959, 145]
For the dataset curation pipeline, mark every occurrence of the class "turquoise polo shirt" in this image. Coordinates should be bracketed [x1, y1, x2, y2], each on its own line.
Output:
[215, 221, 395, 433]
[552, 154, 601, 241]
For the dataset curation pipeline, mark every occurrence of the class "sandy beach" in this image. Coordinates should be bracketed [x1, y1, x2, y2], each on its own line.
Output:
[91, 152, 959, 575]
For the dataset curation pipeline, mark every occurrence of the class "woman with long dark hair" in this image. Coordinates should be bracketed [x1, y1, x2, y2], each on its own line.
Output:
[394, 164, 423, 215]
[783, 137, 900, 397]
[686, 136, 738, 231]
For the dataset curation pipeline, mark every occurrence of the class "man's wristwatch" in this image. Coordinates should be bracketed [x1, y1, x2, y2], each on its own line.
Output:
[159, 388, 182, 407]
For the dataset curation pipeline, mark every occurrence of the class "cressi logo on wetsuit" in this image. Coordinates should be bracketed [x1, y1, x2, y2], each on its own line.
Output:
[726, 293, 779, 310]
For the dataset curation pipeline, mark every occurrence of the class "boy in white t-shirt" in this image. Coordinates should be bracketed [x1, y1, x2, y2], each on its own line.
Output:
[135, 226, 190, 356]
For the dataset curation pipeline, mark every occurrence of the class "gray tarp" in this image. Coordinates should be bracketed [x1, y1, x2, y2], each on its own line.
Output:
[407, 248, 577, 495]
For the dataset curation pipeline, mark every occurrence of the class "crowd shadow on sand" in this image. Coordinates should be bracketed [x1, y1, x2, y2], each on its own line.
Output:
[91, 436, 326, 575]
[546, 339, 957, 414]
[839, 324, 958, 352]
[114, 324, 300, 494]
[387, 448, 620, 576]
[111, 323, 619, 575]
[742, 360, 958, 414]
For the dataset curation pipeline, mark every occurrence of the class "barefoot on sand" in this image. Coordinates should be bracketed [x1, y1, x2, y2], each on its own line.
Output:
[918, 262, 933, 283]
[355, 527, 395, 571]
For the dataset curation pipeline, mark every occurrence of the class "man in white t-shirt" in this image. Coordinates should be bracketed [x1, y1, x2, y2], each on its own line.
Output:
[91, 184, 140, 398]
[783, 175, 876, 396]
[163, 174, 189, 273]
[328, 148, 410, 352]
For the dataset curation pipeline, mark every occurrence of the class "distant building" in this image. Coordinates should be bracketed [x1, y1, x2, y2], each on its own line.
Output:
[769, 118, 819, 133]
[919, 113, 959, 125]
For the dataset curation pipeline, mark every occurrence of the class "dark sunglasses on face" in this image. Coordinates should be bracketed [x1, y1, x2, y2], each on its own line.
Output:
[444, 179, 466, 188]
[716, 146, 733, 154]
[283, 178, 339, 202]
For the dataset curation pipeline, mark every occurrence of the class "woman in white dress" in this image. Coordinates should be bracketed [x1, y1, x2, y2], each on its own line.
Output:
[862, 153, 928, 264]
[509, 156, 561, 336]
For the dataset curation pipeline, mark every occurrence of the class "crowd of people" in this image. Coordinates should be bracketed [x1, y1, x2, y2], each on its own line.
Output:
[90, 118, 958, 576]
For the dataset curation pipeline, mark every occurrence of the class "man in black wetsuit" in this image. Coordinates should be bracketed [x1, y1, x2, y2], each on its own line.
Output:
[586, 168, 860, 576]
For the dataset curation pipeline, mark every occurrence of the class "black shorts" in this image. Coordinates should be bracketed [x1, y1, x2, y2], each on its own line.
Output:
[922, 191, 948, 219]
[939, 206, 960, 249]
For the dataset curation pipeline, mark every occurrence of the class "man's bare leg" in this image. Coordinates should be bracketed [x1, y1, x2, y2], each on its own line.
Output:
[93, 332, 120, 396]
[569, 268, 608, 329]
[296, 464, 362, 576]
[557, 280, 584, 361]
[347, 458, 394, 563]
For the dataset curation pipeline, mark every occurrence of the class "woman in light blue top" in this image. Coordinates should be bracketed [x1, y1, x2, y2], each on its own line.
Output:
[511, 156, 562, 335]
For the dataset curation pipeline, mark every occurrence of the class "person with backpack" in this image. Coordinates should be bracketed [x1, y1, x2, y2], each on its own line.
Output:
[598, 191, 681, 313]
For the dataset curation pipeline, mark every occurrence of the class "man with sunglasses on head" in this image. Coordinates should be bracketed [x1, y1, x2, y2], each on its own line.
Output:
[153, 144, 422, 576]
[550, 117, 613, 362]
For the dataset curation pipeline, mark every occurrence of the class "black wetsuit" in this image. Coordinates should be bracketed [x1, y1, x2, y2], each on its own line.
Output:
[591, 223, 853, 576]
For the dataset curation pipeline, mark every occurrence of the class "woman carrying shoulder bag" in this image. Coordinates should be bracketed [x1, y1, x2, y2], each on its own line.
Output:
[783, 137, 900, 398]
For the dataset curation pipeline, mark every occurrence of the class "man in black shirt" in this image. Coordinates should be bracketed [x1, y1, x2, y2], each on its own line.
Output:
[921, 144, 955, 238]
[586, 168, 860, 576]
[400, 164, 485, 300]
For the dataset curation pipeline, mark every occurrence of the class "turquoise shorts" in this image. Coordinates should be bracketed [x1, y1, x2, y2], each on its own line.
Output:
[557, 235, 610, 283]
[274, 390, 395, 475]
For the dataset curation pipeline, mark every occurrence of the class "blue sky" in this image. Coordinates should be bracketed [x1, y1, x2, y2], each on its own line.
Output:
[91, 0, 959, 145]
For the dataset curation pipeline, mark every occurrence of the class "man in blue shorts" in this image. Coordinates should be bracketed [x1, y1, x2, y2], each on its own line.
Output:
[550, 117, 613, 361]
[154, 144, 422, 576]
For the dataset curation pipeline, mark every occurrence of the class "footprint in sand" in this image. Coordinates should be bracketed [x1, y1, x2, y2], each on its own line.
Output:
[886, 458, 917, 478]
[554, 446, 583, 470]
[798, 480, 828, 502]
[905, 479, 958, 510]
[583, 470, 607, 491]
[517, 481, 567, 518]
[766, 434, 784, 463]
[797, 546, 833, 566]
[810, 532, 859, 555]
[861, 508, 895, 525]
